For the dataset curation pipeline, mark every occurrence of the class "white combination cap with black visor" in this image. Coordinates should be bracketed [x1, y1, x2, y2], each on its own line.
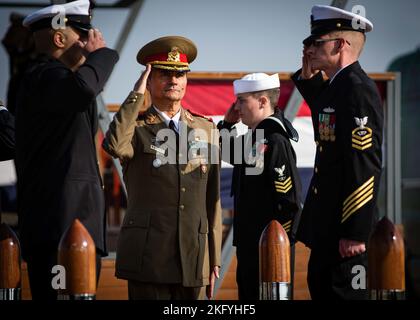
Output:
[303, 5, 373, 46]
[23, 0, 93, 34]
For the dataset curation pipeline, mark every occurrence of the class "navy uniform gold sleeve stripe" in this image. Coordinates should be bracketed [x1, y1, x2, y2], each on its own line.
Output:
[342, 192, 373, 223]
[343, 184, 374, 218]
[341, 177, 375, 223]
[282, 220, 292, 233]
[342, 176, 374, 223]
[343, 176, 374, 207]
[282, 220, 292, 228]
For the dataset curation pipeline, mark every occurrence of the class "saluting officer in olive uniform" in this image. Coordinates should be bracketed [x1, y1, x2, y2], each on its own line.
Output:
[218, 73, 302, 300]
[103, 36, 222, 300]
[292, 5, 383, 300]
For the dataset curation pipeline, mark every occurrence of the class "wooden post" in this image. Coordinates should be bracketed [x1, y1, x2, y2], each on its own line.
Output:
[259, 220, 291, 300]
[368, 216, 405, 299]
[58, 219, 96, 300]
[0, 223, 21, 300]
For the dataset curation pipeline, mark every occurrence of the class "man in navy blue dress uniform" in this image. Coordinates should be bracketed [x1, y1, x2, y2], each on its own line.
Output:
[16, 0, 118, 299]
[292, 5, 384, 300]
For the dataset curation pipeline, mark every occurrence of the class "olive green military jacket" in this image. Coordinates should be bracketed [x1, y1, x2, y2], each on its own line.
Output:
[103, 91, 222, 287]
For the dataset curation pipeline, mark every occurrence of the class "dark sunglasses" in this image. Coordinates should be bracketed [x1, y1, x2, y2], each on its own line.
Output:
[304, 37, 351, 48]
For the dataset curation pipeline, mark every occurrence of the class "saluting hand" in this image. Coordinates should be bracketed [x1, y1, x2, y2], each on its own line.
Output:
[78, 28, 106, 55]
[133, 64, 152, 94]
[223, 100, 240, 123]
[301, 46, 318, 80]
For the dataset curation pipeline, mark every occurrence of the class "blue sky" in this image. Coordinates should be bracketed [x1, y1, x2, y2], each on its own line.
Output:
[1, 0, 419, 104]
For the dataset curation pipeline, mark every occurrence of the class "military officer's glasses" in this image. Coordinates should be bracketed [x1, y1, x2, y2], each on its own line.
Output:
[305, 38, 351, 48]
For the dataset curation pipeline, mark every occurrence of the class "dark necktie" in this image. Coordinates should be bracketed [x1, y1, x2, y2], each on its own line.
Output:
[169, 120, 179, 162]
[169, 120, 178, 136]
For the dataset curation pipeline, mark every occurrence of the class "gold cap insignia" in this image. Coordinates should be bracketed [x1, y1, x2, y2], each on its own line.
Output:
[167, 47, 181, 62]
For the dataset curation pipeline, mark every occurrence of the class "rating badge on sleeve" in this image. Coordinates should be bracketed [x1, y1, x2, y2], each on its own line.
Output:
[352, 116, 372, 150]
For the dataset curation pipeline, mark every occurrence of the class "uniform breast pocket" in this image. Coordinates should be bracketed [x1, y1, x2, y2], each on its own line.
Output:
[141, 144, 167, 177]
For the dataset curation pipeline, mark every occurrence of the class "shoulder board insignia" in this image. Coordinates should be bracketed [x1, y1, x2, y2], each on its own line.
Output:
[146, 113, 158, 124]
[184, 110, 194, 122]
[187, 109, 213, 122]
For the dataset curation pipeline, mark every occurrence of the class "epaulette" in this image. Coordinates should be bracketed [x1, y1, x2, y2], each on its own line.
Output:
[186, 109, 213, 122]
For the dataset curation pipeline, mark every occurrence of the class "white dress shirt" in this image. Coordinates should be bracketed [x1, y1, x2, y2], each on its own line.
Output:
[153, 105, 181, 133]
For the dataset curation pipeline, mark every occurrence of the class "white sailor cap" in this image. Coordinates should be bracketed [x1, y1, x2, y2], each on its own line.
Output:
[303, 5, 373, 46]
[233, 73, 280, 96]
[23, 0, 92, 33]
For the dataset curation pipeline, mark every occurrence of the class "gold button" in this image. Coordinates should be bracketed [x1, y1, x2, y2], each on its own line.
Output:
[181, 187, 186, 192]
[315, 167, 318, 173]
[319, 146, 323, 152]
[179, 205, 184, 210]
[314, 188, 318, 194]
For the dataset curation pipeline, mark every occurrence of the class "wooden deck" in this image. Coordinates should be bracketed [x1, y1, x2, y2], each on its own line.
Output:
[20, 242, 310, 300]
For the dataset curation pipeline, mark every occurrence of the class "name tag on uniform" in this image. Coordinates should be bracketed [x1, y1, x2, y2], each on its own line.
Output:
[150, 144, 166, 155]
